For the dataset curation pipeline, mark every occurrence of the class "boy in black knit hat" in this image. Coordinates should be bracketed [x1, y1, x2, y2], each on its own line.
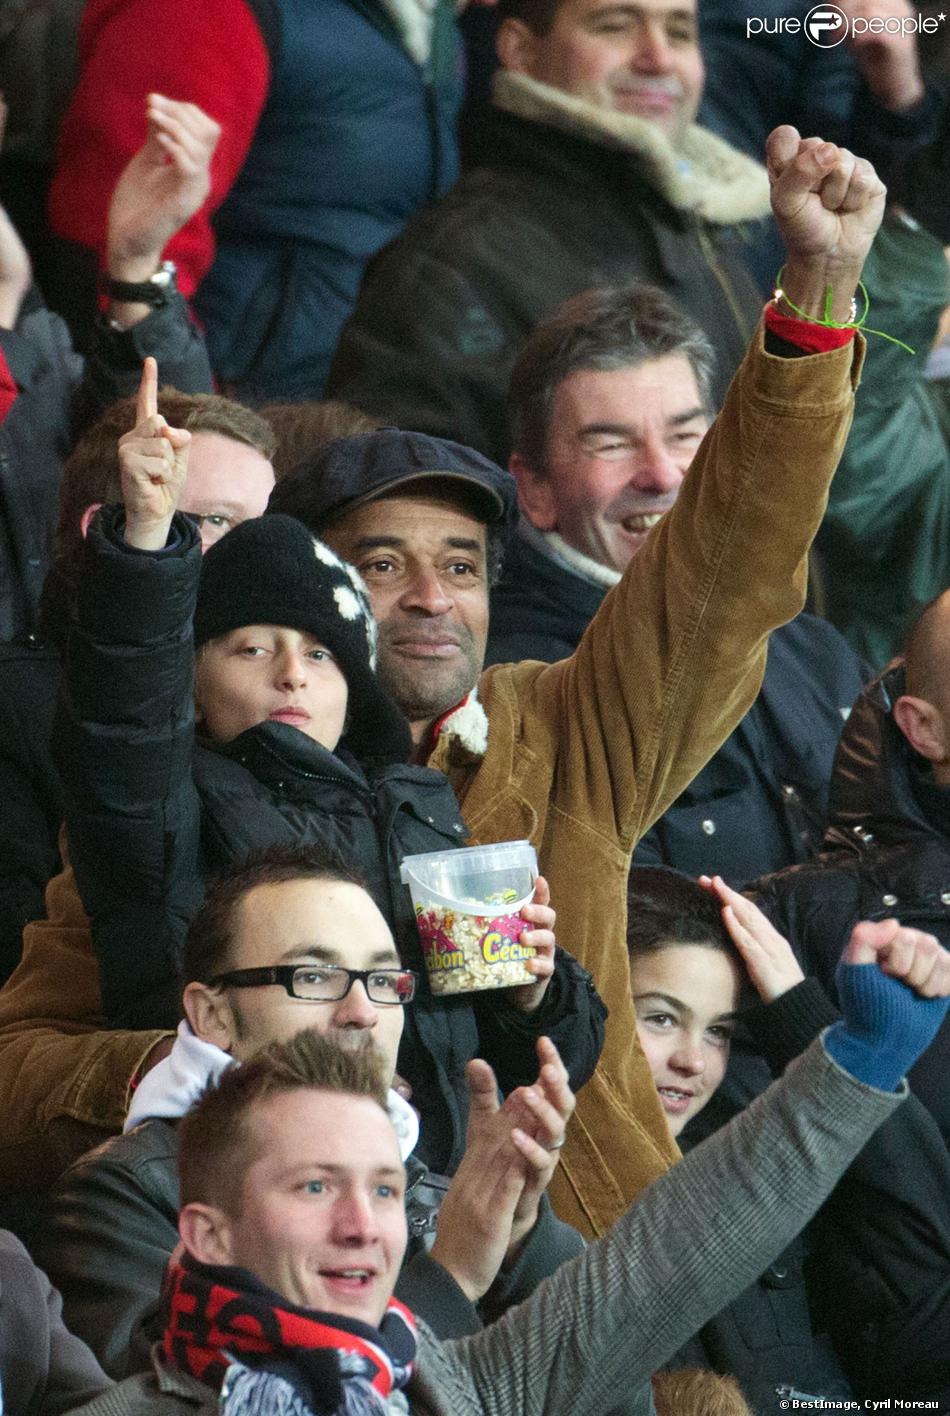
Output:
[192, 513, 411, 762]
[54, 359, 606, 1175]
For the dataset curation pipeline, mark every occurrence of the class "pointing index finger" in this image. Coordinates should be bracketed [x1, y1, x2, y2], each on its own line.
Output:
[137, 357, 158, 424]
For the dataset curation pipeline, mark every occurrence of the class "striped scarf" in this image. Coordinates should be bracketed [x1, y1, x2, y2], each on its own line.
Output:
[162, 1253, 416, 1416]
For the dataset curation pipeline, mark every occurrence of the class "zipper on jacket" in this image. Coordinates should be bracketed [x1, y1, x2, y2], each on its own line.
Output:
[285, 771, 378, 816]
[235, 750, 376, 811]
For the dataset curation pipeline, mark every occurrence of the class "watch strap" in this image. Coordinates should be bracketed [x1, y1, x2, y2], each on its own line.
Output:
[101, 260, 177, 307]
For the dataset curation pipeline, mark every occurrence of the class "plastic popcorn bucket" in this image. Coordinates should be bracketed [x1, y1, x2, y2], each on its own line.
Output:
[400, 841, 539, 995]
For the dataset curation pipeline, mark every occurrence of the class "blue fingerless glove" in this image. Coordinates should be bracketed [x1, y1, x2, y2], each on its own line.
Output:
[823, 960, 950, 1091]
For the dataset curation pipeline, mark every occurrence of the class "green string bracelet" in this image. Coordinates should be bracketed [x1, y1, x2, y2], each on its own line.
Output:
[773, 265, 915, 355]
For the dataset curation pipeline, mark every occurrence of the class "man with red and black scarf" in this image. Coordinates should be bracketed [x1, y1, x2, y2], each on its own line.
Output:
[68, 912, 950, 1416]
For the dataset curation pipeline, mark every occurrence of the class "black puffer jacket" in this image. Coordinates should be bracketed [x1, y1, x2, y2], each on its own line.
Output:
[752, 663, 950, 1144]
[487, 528, 867, 885]
[0, 639, 61, 980]
[0, 287, 212, 972]
[0, 285, 212, 642]
[53, 510, 605, 1172]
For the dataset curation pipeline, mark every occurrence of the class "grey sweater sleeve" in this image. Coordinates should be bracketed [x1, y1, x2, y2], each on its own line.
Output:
[440, 1038, 904, 1416]
[0, 1231, 113, 1416]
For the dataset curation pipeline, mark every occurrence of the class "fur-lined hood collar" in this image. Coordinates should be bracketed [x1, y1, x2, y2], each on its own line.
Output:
[493, 69, 770, 225]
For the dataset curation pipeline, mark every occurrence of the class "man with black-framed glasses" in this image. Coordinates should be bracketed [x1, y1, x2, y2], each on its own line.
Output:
[207, 964, 419, 1007]
[32, 844, 583, 1381]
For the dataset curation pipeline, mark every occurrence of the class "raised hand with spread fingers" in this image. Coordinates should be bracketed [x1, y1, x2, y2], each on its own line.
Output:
[699, 874, 805, 1005]
[429, 1036, 575, 1302]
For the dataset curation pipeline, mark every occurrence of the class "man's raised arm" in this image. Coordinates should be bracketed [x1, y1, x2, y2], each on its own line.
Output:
[548, 126, 886, 846]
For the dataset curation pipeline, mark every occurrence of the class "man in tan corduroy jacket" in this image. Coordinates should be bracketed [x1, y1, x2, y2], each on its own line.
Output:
[0, 128, 879, 1239]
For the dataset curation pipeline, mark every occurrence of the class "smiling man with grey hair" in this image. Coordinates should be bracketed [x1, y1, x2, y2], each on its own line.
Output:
[487, 280, 868, 886]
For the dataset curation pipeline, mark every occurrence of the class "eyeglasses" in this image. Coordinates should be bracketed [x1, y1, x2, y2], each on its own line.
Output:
[209, 964, 418, 1005]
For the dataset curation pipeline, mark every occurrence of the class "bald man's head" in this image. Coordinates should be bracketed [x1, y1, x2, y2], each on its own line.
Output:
[894, 590, 950, 785]
[904, 591, 950, 705]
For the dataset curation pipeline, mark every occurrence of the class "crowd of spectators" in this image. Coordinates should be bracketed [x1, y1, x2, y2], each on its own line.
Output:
[0, 1, 950, 1414]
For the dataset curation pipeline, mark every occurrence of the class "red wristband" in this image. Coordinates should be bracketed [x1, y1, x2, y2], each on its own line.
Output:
[764, 303, 856, 354]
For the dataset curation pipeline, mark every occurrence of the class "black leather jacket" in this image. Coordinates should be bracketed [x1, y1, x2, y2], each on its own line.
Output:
[753, 663, 950, 1144]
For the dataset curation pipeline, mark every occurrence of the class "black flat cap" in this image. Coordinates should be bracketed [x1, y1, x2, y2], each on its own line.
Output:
[268, 427, 518, 533]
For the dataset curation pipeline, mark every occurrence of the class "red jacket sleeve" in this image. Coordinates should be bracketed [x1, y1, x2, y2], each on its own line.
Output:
[0, 347, 17, 424]
[48, 0, 271, 298]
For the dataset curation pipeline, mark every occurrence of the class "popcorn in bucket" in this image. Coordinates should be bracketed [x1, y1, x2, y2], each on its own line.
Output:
[400, 841, 538, 995]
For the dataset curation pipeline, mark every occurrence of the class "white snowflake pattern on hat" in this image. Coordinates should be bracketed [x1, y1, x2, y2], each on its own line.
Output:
[312, 538, 347, 571]
[344, 561, 367, 595]
[309, 536, 380, 669]
[331, 585, 378, 670]
[333, 585, 362, 622]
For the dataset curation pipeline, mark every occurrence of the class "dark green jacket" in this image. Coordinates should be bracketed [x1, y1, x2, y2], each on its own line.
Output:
[815, 213, 950, 666]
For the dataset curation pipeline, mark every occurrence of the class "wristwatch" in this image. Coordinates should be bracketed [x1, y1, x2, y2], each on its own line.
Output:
[101, 259, 177, 307]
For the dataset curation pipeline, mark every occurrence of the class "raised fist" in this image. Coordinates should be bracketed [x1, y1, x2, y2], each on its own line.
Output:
[767, 125, 886, 278]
